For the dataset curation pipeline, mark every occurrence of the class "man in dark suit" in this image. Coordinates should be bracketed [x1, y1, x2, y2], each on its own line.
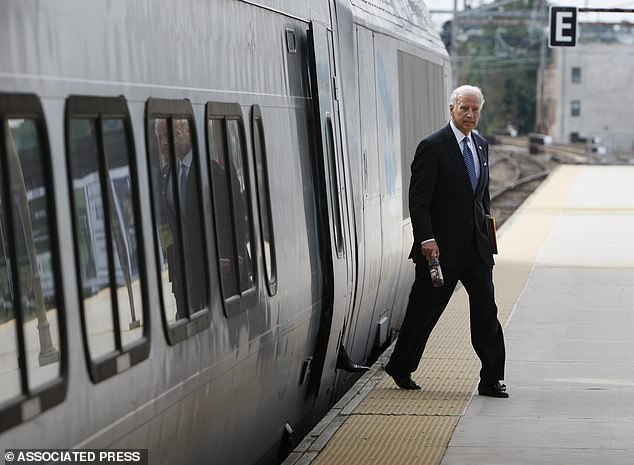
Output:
[385, 85, 508, 398]
[156, 118, 208, 320]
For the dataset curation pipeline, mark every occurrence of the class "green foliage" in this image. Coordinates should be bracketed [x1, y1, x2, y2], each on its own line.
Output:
[449, 0, 545, 135]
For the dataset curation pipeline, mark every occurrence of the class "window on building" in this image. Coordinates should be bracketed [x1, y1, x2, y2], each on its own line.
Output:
[571, 100, 581, 117]
[66, 96, 148, 382]
[0, 93, 65, 432]
[571, 67, 581, 83]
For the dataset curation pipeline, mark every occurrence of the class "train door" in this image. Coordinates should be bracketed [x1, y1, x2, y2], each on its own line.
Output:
[347, 26, 383, 364]
[306, 19, 354, 398]
[368, 38, 404, 356]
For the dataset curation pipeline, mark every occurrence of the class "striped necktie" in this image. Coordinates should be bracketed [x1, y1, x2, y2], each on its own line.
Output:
[462, 137, 478, 192]
[178, 162, 188, 212]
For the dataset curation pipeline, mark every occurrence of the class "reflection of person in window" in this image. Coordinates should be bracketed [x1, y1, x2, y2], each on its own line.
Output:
[210, 152, 254, 297]
[155, 119, 208, 319]
[209, 156, 234, 289]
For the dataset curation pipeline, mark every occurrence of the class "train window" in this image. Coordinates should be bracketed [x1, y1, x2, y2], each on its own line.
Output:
[206, 102, 256, 316]
[145, 99, 210, 345]
[325, 115, 344, 258]
[0, 159, 21, 405]
[397, 52, 446, 219]
[66, 96, 148, 382]
[251, 105, 277, 296]
[0, 93, 66, 433]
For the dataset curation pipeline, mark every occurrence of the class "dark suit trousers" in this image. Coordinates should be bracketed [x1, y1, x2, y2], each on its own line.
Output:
[386, 239, 506, 383]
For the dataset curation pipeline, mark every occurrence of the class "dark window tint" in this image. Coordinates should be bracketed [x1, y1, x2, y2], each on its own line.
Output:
[572, 67, 581, 83]
[325, 115, 343, 257]
[571, 100, 581, 117]
[251, 105, 277, 296]
[226, 119, 255, 290]
[397, 51, 446, 219]
[206, 102, 256, 316]
[146, 99, 210, 344]
[208, 118, 238, 298]
[0, 93, 65, 433]
[66, 96, 147, 382]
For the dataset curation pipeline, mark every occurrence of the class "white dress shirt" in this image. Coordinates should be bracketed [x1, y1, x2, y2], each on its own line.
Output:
[450, 119, 480, 179]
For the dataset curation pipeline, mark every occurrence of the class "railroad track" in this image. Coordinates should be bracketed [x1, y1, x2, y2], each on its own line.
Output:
[489, 148, 552, 227]
[487, 136, 634, 227]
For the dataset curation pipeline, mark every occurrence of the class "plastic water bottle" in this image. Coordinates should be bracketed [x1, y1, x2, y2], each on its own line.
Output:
[428, 257, 444, 287]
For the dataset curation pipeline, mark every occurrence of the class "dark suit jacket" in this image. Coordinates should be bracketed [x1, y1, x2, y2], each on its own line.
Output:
[408, 123, 494, 269]
[160, 160, 208, 312]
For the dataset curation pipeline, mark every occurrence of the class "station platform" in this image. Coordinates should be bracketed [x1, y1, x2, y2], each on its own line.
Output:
[283, 165, 634, 465]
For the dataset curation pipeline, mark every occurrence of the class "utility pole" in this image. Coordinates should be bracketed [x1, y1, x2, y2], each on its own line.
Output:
[450, 0, 459, 89]
[537, 0, 547, 133]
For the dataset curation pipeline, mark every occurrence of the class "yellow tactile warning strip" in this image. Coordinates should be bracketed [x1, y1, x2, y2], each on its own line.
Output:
[311, 416, 459, 465]
[283, 166, 580, 465]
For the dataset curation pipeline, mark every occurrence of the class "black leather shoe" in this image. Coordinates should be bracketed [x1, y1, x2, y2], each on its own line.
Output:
[385, 367, 421, 390]
[478, 381, 509, 398]
[392, 375, 421, 390]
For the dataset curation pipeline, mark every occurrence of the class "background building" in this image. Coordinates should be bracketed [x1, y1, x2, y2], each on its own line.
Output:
[537, 22, 634, 160]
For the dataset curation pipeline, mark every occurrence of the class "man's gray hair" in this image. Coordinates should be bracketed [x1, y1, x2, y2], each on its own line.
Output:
[450, 85, 485, 110]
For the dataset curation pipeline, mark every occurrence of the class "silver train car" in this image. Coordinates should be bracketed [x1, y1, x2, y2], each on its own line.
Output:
[0, 1, 449, 463]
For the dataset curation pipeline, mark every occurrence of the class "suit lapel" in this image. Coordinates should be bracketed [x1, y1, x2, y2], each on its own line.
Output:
[161, 165, 177, 220]
[472, 134, 487, 194]
[443, 125, 474, 192]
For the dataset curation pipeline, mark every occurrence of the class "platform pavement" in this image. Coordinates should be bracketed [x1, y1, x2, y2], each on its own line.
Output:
[442, 165, 634, 464]
[283, 165, 634, 465]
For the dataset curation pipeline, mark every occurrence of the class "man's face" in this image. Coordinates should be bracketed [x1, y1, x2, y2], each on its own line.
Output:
[155, 119, 170, 159]
[450, 92, 481, 135]
[174, 120, 191, 160]
[155, 119, 191, 161]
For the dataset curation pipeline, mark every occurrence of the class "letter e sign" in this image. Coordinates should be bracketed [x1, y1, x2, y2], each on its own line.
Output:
[549, 6, 577, 47]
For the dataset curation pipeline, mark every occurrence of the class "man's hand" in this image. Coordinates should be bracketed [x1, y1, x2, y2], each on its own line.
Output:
[421, 240, 440, 262]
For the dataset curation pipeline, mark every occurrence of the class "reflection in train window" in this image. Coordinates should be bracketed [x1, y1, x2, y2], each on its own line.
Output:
[206, 102, 256, 316]
[6, 118, 62, 390]
[0, 149, 20, 405]
[66, 96, 148, 382]
[251, 105, 277, 296]
[0, 120, 63, 401]
[208, 118, 237, 298]
[227, 120, 254, 292]
[0, 93, 65, 433]
[148, 117, 209, 324]
[145, 99, 211, 345]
